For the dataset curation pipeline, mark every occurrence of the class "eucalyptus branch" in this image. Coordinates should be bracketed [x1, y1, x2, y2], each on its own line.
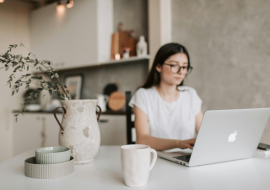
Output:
[0, 43, 71, 121]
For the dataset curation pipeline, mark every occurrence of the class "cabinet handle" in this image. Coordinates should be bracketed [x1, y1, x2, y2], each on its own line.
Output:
[98, 119, 109, 123]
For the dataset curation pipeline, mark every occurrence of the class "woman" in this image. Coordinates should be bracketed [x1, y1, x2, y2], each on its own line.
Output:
[129, 43, 203, 151]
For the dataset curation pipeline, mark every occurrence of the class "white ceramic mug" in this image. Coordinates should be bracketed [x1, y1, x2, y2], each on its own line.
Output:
[121, 144, 157, 188]
[97, 94, 109, 112]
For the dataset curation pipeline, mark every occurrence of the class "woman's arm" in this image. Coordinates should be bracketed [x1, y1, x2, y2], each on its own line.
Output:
[134, 106, 195, 151]
[195, 109, 203, 134]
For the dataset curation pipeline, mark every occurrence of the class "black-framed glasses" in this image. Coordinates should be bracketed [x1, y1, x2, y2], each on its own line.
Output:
[164, 63, 193, 75]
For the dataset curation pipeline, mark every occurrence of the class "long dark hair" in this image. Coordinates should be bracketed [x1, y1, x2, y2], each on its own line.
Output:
[141, 43, 191, 89]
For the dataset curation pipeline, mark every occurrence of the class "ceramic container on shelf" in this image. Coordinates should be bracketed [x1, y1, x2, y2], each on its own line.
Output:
[54, 99, 102, 165]
[136, 35, 147, 57]
[97, 94, 109, 112]
[35, 146, 70, 164]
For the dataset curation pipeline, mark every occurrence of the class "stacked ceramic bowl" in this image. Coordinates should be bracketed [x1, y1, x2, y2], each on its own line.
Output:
[24, 147, 74, 179]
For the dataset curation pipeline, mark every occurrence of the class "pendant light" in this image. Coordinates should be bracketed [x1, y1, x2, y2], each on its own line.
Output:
[0, 0, 5, 3]
[56, 1, 65, 13]
[66, 0, 74, 8]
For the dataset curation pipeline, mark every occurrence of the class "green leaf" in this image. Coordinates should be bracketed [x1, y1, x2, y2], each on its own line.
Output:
[5, 66, 9, 71]
[31, 76, 42, 80]
[55, 73, 59, 78]
[13, 66, 21, 72]
[27, 65, 29, 71]
[34, 59, 39, 66]
[12, 61, 18, 67]
[12, 91, 15, 96]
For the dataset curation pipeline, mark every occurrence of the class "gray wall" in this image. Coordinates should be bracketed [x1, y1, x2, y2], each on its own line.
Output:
[172, 0, 270, 143]
[113, 0, 148, 42]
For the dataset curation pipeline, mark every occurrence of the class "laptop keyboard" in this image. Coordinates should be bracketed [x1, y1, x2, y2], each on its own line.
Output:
[173, 155, 191, 162]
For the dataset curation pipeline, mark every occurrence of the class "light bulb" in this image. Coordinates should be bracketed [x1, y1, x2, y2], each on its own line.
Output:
[66, 0, 74, 8]
[56, 2, 65, 13]
[0, 0, 5, 3]
[115, 54, 121, 60]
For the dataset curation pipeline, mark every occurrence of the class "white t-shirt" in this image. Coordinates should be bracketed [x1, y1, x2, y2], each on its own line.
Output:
[129, 86, 202, 140]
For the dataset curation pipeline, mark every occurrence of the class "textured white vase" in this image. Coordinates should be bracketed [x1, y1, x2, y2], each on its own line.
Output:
[54, 100, 101, 164]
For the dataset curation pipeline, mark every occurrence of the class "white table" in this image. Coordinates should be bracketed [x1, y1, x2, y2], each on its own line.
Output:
[0, 146, 270, 190]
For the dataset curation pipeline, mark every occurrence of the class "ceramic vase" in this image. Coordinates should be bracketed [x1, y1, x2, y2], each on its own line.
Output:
[54, 100, 101, 164]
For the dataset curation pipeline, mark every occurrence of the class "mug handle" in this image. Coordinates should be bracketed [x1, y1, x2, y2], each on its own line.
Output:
[96, 105, 102, 121]
[54, 107, 67, 134]
[149, 148, 157, 171]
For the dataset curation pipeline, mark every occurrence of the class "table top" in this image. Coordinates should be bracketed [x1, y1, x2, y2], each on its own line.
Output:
[1, 146, 270, 190]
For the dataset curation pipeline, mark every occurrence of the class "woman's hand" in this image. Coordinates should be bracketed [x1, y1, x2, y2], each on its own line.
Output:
[177, 138, 196, 149]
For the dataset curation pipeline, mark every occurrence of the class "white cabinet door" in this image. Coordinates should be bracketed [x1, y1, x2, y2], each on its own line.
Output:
[98, 115, 126, 145]
[13, 114, 42, 156]
[12, 113, 125, 156]
[43, 114, 63, 147]
[13, 113, 63, 156]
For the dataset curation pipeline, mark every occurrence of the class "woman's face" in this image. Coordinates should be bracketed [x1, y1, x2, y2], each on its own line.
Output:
[156, 53, 189, 86]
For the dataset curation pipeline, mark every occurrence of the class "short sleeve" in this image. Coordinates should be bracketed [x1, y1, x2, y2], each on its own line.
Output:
[129, 88, 147, 115]
[190, 88, 202, 116]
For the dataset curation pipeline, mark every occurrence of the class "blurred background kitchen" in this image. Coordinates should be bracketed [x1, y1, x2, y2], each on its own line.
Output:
[1, 0, 270, 163]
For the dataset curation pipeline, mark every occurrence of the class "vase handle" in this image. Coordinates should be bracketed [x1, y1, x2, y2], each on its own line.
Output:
[54, 107, 67, 134]
[96, 105, 102, 121]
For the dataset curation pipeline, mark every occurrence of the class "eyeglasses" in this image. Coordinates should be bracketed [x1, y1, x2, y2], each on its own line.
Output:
[164, 63, 193, 75]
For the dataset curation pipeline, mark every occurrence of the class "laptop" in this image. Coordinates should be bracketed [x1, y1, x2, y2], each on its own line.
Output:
[157, 108, 270, 167]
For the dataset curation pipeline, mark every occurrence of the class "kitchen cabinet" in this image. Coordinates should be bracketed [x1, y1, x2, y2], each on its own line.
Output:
[12, 113, 126, 156]
[98, 115, 126, 145]
[30, 0, 113, 70]
[13, 114, 62, 156]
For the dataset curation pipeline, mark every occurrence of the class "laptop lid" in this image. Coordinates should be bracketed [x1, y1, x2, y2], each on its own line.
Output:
[189, 108, 270, 167]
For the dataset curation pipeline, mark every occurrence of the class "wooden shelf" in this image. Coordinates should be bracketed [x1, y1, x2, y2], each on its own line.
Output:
[33, 56, 149, 74]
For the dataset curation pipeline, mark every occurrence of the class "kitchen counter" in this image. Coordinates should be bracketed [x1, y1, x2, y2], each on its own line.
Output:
[1, 146, 270, 190]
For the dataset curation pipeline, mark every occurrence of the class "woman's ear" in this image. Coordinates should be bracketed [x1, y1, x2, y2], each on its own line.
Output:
[156, 64, 162, 73]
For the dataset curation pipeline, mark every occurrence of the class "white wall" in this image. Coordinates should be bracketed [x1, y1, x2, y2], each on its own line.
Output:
[0, 0, 33, 163]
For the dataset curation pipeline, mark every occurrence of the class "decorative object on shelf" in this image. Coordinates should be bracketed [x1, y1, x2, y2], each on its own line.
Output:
[137, 36, 148, 57]
[103, 83, 118, 111]
[45, 99, 62, 112]
[54, 100, 102, 164]
[97, 94, 109, 112]
[64, 74, 84, 99]
[115, 53, 121, 60]
[110, 23, 138, 60]
[66, 0, 74, 8]
[108, 91, 126, 111]
[0, 43, 71, 121]
[123, 47, 131, 59]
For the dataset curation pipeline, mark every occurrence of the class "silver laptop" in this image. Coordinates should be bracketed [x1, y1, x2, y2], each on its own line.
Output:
[157, 108, 270, 167]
